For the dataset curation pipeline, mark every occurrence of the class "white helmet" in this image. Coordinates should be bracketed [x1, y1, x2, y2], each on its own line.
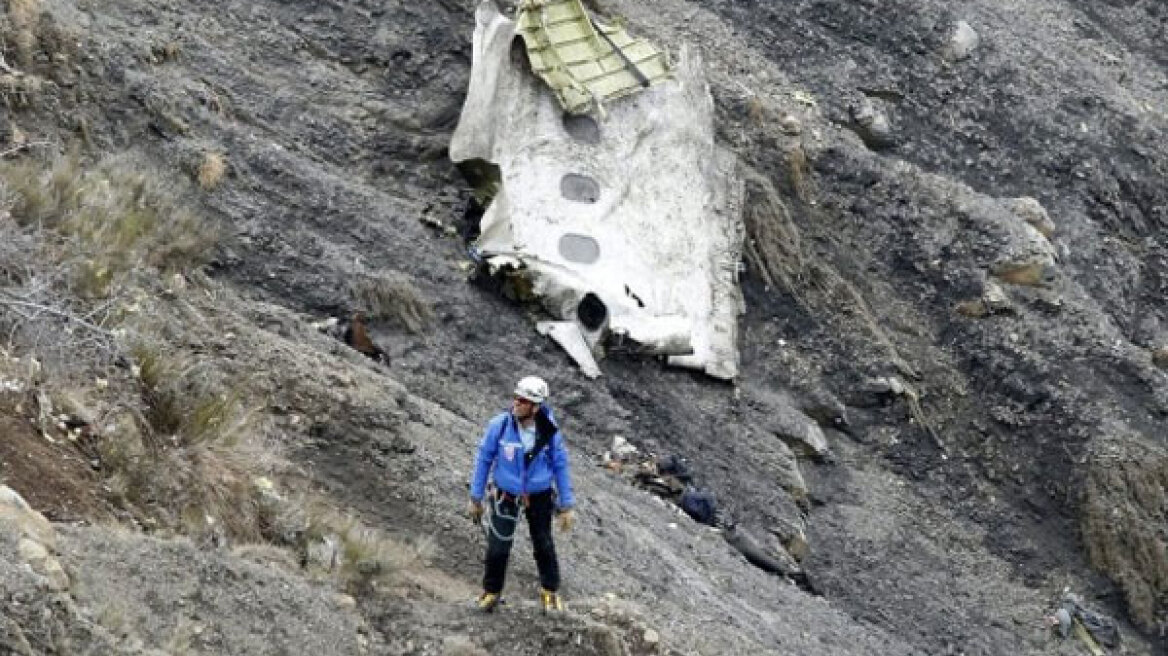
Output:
[514, 375, 549, 404]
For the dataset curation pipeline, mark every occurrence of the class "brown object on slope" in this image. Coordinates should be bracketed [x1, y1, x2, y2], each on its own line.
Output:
[343, 311, 389, 365]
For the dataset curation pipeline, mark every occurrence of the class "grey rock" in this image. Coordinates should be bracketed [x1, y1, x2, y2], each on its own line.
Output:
[750, 389, 832, 460]
[849, 98, 894, 149]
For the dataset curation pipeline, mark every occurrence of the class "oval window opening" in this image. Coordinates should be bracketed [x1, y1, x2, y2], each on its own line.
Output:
[577, 293, 608, 331]
[562, 113, 600, 144]
[561, 173, 600, 203]
[558, 233, 600, 264]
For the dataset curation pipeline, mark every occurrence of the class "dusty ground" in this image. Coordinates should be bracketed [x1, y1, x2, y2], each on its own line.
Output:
[1, 0, 1166, 653]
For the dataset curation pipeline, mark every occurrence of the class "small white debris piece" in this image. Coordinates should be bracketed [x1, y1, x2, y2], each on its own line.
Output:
[611, 435, 638, 460]
[792, 90, 817, 107]
[537, 321, 601, 378]
[944, 21, 980, 61]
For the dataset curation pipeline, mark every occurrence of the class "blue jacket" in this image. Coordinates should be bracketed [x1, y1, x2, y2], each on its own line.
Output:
[469, 406, 575, 509]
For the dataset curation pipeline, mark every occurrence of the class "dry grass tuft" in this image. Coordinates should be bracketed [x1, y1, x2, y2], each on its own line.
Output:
[741, 166, 806, 296]
[784, 143, 814, 203]
[196, 152, 226, 190]
[954, 298, 989, 318]
[89, 342, 273, 543]
[2, 154, 218, 298]
[303, 504, 436, 593]
[1153, 346, 1168, 369]
[6, 0, 41, 68]
[1082, 439, 1168, 631]
[745, 96, 765, 124]
[151, 40, 181, 63]
[0, 72, 42, 108]
[349, 271, 434, 334]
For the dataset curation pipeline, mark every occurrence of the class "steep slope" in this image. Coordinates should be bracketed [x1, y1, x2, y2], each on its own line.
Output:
[0, 0, 1166, 654]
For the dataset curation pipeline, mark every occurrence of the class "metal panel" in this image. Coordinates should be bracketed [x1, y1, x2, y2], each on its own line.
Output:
[515, 0, 672, 115]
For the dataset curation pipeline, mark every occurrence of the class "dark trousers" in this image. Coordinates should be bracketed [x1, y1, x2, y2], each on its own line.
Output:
[483, 489, 560, 594]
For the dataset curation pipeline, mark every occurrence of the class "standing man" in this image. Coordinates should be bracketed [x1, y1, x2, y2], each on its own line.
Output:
[468, 375, 576, 612]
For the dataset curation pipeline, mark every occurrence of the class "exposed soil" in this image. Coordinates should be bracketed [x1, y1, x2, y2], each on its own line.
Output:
[0, 416, 112, 524]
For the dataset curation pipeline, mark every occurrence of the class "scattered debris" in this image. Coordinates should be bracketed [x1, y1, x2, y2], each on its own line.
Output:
[511, 0, 672, 115]
[419, 213, 457, 237]
[943, 21, 980, 62]
[536, 321, 601, 378]
[860, 376, 945, 452]
[1046, 592, 1120, 652]
[600, 445, 814, 590]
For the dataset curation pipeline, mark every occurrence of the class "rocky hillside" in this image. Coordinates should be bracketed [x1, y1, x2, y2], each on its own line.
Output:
[1, 0, 1166, 654]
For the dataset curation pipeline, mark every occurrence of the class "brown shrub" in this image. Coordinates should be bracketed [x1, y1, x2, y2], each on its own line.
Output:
[151, 40, 181, 63]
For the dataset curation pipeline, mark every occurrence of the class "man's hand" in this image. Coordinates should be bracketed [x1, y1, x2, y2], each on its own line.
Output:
[556, 508, 575, 532]
[468, 499, 484, 523]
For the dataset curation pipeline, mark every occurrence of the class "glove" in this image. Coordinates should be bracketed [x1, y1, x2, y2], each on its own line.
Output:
[556, 508, 575, 532]
[468, 499, 484, 523]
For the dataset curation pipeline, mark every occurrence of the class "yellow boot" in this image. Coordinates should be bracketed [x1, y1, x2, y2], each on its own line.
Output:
[539, 588, 563, 613]
[476, 591, 501, 612]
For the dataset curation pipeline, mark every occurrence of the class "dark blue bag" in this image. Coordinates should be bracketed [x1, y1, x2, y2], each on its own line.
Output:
[680, 486, 718, 526]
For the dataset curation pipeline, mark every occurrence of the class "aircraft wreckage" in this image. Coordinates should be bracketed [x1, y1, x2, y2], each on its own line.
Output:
[451, 0, 745, 379]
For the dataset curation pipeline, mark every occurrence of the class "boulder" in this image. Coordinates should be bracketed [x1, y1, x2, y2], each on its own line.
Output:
[760, 439, 808, 501]
[748, 388, 832, 460]
[722, 524, 801, 577]
[0, 486, 55, 549]
[17, 539, 69, 592]
[1, 487, 70, 600]
[1009, 197, 1056, 239]
[850, 98, 894, 149]
[957, 280, 1013, 318]
[955, 195, 1058, 287]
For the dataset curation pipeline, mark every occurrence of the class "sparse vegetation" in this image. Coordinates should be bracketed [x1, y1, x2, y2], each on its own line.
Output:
[196, 151, 226, 190]
[151, 40, 181, 64]
[99, 341, 273, 543]
[302, 503, 437, 594]
[741, 166, 805, 296]
[745, 95, 765, 124]
[783, 143, 814, 203]
[0, 153, 454, 608]
[2, 154, 218, 296]
[349, 271, 434, 334]
[6, 0, 41, 68]
[0, 154, 273, 546]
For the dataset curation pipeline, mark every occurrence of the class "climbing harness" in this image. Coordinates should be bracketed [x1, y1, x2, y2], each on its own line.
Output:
[483, 490, 525, 542]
